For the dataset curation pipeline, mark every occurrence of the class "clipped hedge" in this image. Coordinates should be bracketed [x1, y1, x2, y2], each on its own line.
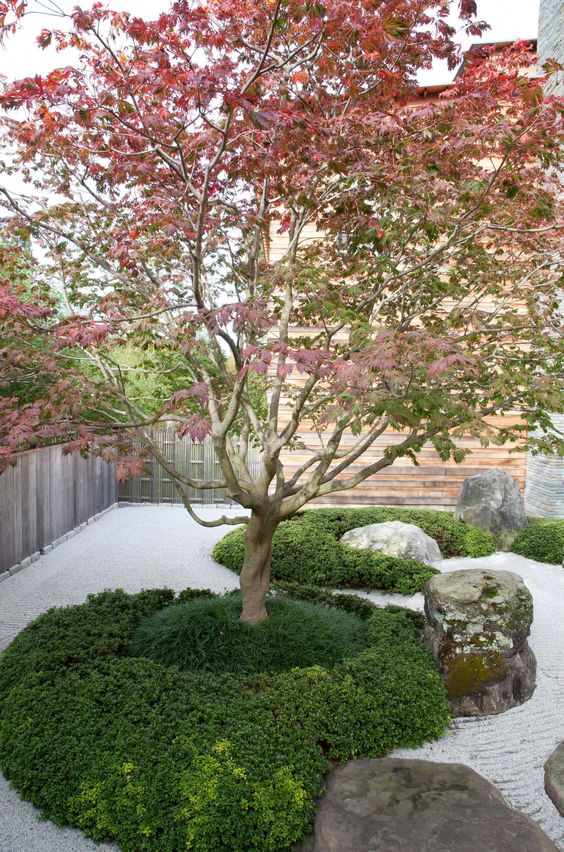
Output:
[213, 507, 495, 595]
[512, 518, 564, 565]
[0, 586, 450, 852]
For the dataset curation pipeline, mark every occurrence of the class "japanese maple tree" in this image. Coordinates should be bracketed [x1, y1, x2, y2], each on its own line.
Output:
[0, 0, 562, 622]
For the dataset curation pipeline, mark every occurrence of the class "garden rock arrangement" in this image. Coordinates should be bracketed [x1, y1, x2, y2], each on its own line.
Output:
[340, 520, 442, 564]
[424, 568, 536, 716]
[214, 507, 498, 596]
[297, 758, 558, 851]
[545, 742, 564, 816]
[455, 468, 526, 549]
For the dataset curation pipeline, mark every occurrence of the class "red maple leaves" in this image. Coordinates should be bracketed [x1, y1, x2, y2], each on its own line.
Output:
[0, 0, 561, 484]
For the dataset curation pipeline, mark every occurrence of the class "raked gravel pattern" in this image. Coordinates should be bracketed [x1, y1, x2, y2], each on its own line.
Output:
[0, 505, 562, 851]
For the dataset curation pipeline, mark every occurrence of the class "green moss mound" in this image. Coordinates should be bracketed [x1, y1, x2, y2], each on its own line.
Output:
[512, 518, 564, 565]
[128, 594, 369, 674]
[0, 586, 450, 852]
[213, 507, 495, 595]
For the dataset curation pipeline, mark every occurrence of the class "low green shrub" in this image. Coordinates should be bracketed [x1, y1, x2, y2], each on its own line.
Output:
[512, 518, 564, 565]
[128, 594, 369, 674]
[213, 507, 495, 595]
[0, 587, 176, 697]
[0, 587, 450, 852]
[291, 507, 495, 558]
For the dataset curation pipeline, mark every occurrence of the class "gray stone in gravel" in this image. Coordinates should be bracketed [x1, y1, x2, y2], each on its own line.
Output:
[455, 468, 526, 549]
[341, 520, 442, 563]
[297, 758, 559, 852]
[545, 742, 564, 816]
[424, 568, 536, 716]
[425, 568, 534, 656]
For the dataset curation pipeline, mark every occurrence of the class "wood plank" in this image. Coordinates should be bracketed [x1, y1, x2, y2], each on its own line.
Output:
[0, 465, 18, 569]
[0, 445, 117, 572]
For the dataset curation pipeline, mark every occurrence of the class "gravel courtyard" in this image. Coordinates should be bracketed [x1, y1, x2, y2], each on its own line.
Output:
[0, 504, 563, 851]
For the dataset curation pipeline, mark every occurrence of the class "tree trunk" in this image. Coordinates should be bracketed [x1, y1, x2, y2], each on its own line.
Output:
[239, 510, 278, 624]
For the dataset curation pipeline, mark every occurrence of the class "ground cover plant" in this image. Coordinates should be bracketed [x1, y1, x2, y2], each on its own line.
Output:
[214, 507, 496, 594]
[0, 586, 450, 851]
[512, 518, 564, 565]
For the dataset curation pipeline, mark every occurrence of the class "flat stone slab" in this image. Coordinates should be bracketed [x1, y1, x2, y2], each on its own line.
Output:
[341, 521, 442, 564]
[298, 759, 558, 851]
[545, 742, 564, 816]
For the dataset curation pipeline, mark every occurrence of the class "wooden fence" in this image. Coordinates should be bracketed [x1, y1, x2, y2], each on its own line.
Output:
[118, 430, 262, 505]
[0, 444, 116, 573]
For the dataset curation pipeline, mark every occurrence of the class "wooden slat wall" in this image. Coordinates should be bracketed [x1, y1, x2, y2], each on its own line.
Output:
[267, 222, 528, 509]
[0, 444, 117, 573]
[118, 429, 262, 506]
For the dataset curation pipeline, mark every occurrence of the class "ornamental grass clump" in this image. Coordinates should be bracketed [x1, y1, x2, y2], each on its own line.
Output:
[127, 594, 369, 674]
[0, 586, 450, 851]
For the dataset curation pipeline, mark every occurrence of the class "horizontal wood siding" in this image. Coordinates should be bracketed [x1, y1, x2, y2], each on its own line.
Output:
[0, 445, 117, 573]
[280, 425, 526, 510]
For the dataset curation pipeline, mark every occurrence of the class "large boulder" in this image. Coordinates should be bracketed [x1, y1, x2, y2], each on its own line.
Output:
[296, 758, 558, 851]
[340, 521, 442, 564]
[424, 568, 536, 716]
[455, 468, 526, 549]
[545, 742, 564, 816]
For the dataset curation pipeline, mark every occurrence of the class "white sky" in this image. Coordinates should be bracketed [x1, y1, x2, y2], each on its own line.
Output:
[0, 0, 540, 84]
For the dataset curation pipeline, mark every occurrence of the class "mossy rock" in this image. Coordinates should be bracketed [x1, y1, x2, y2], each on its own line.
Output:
[442, 650, 507, 698]
[424, 569, 533, 659]
[424, 569, 536, 716]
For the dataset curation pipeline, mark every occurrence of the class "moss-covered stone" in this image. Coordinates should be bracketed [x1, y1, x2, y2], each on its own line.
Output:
[424, 569, 533, 659]
[424, 569, 536, 716]
[443, 651, 506, 698]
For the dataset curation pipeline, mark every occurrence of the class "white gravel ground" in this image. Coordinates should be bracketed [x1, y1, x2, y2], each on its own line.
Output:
[0, 505, 562, 851]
